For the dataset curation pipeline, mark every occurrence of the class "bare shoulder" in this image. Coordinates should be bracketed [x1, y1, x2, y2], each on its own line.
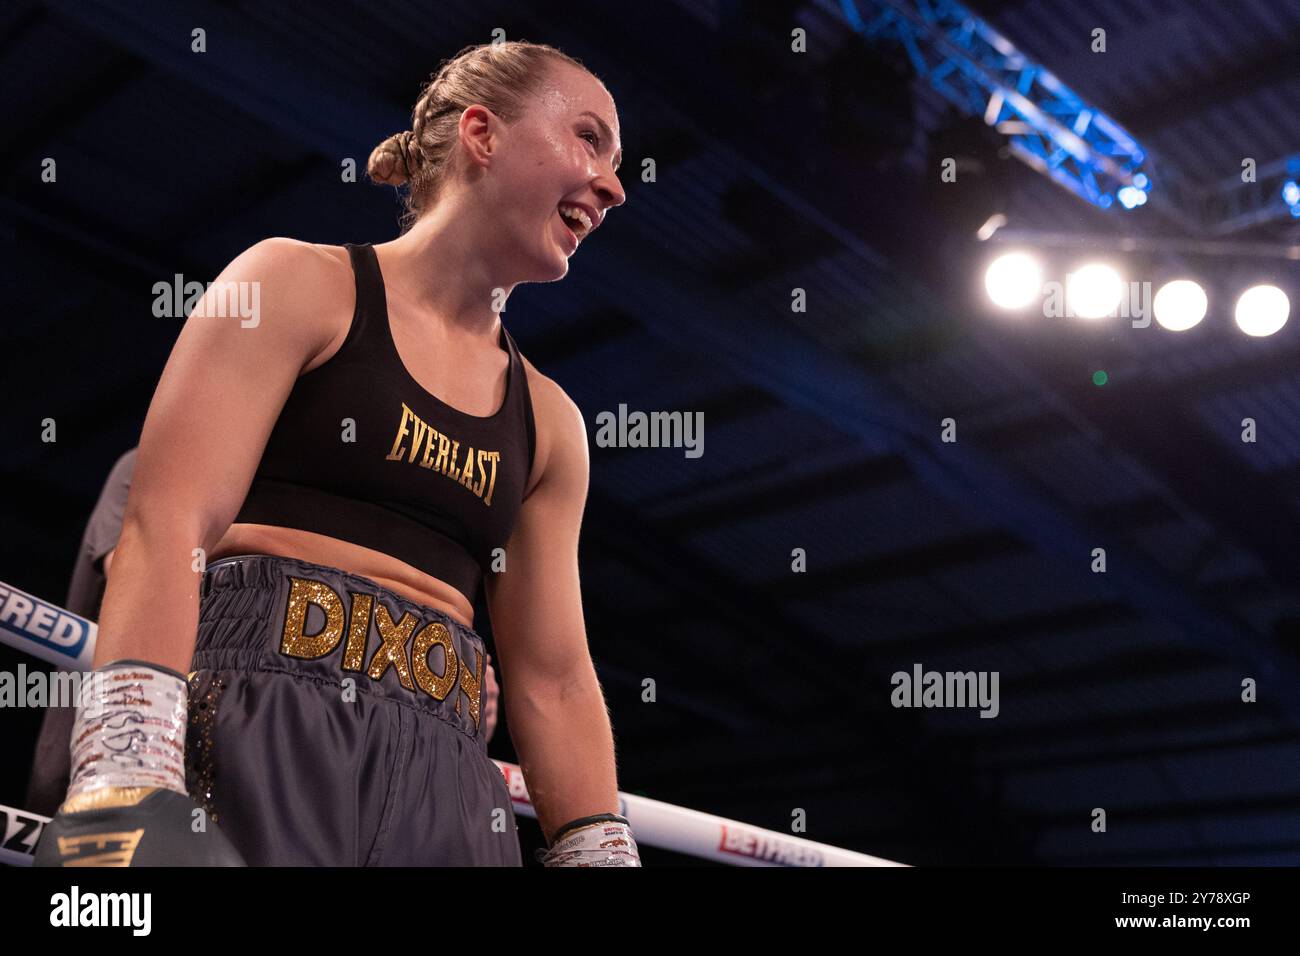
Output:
[517, 353, 588, 497]
[234, 238, 353, 304]
[229, 236, 347, 279]
[229, 238, 356, 372]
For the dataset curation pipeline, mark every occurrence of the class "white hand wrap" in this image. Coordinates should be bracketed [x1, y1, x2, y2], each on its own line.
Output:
[66, 659, 190, 801]
[538, 815, 642, 867]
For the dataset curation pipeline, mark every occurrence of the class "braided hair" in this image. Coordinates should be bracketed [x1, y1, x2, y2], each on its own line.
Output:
[367, 41, 595, 231]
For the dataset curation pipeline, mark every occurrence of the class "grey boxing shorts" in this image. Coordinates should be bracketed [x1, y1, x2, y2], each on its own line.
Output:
[184, 554, 522, 866]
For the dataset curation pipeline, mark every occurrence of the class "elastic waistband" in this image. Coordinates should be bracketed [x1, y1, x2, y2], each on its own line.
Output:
[196, 554, 489, 745]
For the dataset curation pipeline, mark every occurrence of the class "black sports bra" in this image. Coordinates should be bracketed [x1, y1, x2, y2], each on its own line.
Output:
[234, 243, 537, 605]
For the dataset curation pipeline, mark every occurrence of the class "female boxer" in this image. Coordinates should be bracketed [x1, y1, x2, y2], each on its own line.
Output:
[36, 40, 636, 867]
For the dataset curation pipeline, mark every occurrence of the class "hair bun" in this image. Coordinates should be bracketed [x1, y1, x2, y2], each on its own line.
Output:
[367, 131, 419, 187]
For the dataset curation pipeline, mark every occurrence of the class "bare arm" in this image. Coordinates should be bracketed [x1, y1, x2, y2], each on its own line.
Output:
[93, 239, 346, 672]
[483, 379, 618, 844]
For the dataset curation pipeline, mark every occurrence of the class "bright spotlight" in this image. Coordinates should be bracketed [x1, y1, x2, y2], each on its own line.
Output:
[984, 252, 1042, 309]
[1153, 280, 1207, 331]
[1117, 186, 1146, 209]
[1067, 263, 1123, 319]
[1235, 285, 1290, 337]
[1283, 180, 1300, 207]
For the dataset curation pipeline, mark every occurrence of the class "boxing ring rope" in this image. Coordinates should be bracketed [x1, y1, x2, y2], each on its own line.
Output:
[0, 578, 905, 867]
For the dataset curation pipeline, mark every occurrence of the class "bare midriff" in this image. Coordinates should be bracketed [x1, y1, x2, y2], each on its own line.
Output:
[209, 522, 476, 629]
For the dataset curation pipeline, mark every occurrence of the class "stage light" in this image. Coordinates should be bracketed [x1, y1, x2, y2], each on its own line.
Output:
[1117, 186, 1145, 209]
[984, 252, 1042, 309]
[1067, 263, 1123, 319]
[1153, 280, 1207, 331]
[1235, 285, 1290, 337]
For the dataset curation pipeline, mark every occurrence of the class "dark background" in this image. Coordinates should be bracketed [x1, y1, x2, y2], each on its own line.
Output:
[4, 0, 1300, 865]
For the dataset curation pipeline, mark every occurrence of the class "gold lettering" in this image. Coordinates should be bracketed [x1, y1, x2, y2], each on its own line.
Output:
[385, 404, 415, 461]
[412, 621, 458, 701]
[366, 603, 418, 690]
[55, 829, 145, 867]
[280, 578, 346, 659]
[434, 432, 451, 474]
[459, 447, 478, 489]
[420, 421, 439, 469]
[482, 451, 501, 506]
[387, 404, 503, 506]
[455, 645, 484, 730]
[341, 592, 373, 671]
[407, 414, 428, 464]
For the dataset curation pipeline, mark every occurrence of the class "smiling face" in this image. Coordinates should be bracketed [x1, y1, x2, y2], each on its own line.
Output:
[479, 61, 626, 281]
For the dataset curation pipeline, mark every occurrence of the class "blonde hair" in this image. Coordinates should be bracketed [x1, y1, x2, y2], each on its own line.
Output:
[368, 40, 595, 229]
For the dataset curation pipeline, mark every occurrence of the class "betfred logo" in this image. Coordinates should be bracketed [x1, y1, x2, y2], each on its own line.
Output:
[718, 824, 825, 867]
[0, 583, 90, 662]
